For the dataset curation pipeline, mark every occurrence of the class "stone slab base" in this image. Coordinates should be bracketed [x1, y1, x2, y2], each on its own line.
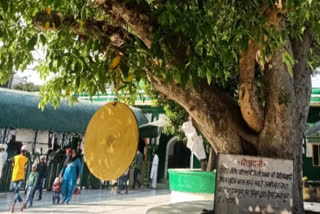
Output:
[171, 190, 214, 203]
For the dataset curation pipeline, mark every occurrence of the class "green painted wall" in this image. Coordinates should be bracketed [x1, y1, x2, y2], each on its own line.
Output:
[303, 106, 320, 181]
[193, 155, 201, 169]
[303, 155, 320, 181]
[307, 107, 320, 123]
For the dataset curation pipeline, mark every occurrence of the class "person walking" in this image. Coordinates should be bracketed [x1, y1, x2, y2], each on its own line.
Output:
[10, 145, 28, 213]
[33, 155, 47, 201]
[24, 164, 39, 208]
[59, 149, 82, 204]
[52, 177, 61, 204]
[0, 144, 8, 179]
[63, 148, 72, 167]
[132, 150, 143, 189]
[119, 168, 129, 194]
[150, 152, 159, 189]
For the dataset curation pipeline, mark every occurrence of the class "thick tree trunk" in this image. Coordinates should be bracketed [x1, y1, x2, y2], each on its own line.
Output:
[257, 44, 302, 213]
[148, 32, 311, 213]
[290, 28, 313, 214]
[256, 27, 312, 213]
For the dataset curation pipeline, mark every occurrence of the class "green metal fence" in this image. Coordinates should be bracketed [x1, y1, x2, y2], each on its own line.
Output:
[0, 160, 13, 192]
[0, 154, 109, 193]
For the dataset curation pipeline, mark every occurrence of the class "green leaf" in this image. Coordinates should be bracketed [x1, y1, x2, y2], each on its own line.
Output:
[27, 36, 37, 51]
[168, 13, 176, 25]
[206, 68, 212, 85]
[81, 7, 87, 20]
[0, 0, 9, 13]
[75, 61, 82, 72]
[40, 34, 46, 45]
[282, 51, 295, 76]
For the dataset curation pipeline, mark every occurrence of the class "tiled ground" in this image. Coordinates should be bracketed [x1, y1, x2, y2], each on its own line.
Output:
[0, 188, 171, 214]
[1, 189, 319, 213]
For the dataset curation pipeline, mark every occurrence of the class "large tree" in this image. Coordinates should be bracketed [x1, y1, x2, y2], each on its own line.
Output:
[0, 0, 320, 212]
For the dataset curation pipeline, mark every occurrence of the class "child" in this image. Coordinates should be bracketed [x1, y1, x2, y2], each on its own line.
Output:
[111, 182, 119, 195]
[119, 169, 129, 194]
[52, 177, 61, 204]
[112, 169, 129, 195]
[24, 164, 39, 208]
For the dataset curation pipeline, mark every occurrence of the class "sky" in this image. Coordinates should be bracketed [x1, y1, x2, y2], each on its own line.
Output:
[14, 48, 48, 85]
[15, 70, 45, 85]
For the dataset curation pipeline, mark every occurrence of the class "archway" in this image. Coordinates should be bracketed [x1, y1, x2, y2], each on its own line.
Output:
[164, 137, 192, 179]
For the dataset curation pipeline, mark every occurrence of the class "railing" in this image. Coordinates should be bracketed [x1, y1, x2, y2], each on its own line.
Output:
[0, 160, 13, 192]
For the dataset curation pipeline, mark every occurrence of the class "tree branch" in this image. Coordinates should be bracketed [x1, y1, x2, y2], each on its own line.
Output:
[239, 39, 265, 132]
[94, 0, 189, 68]
[33, 11, 131, 47]
[238, 1, 285, 133]
[93, 0, 154, 48]
[110, 1, 154, 48]
[148, 74, 258, 154]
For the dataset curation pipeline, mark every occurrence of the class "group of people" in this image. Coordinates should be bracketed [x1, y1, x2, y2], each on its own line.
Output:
[2, 143, 159, 212]
[9, 146, 82, 213]
[23, 154, 48, 208]
[132, 150, 159, 189]
[111, 149, 159, 194]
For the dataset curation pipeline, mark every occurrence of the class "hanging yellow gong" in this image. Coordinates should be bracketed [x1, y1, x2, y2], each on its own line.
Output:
[84, 102, 139, 180]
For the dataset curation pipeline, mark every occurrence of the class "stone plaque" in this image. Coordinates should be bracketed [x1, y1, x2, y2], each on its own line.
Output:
[214, 154, 293, 214]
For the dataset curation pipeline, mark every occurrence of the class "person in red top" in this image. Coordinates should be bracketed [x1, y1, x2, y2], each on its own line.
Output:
[52, 177, 61, 204]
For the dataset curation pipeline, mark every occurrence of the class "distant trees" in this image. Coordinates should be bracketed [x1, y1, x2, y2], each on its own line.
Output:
[12, 82, 40, 92]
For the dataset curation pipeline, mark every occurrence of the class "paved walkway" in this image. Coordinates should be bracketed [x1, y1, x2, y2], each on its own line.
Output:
[0, 188, 171, 214]
[3, 189, 319, 214]
[146, 200, 213, 214]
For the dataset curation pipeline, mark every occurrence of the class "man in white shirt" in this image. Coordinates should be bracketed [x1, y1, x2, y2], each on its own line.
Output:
[150, 152, 159, 189]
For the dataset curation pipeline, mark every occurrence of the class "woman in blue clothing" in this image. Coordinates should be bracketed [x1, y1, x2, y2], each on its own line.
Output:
[59, 149, 82, 204]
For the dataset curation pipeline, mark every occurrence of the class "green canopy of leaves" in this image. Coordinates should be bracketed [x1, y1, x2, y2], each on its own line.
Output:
[0, 0, 319, 108]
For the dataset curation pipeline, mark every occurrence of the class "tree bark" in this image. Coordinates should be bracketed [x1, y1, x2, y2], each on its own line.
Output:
[93, 0, 154, 48]
[148, 75, 258, 154]
[206, 147, 216, 172]
[290, 27, 313, 214]
[239, 39, 265, 132]
[256, 26, 312, 212]
[110, 1, 154, 48]
[33, 11, 130, 48]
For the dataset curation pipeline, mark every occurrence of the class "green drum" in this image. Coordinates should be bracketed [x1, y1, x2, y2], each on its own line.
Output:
[168, 169, 216, 194]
